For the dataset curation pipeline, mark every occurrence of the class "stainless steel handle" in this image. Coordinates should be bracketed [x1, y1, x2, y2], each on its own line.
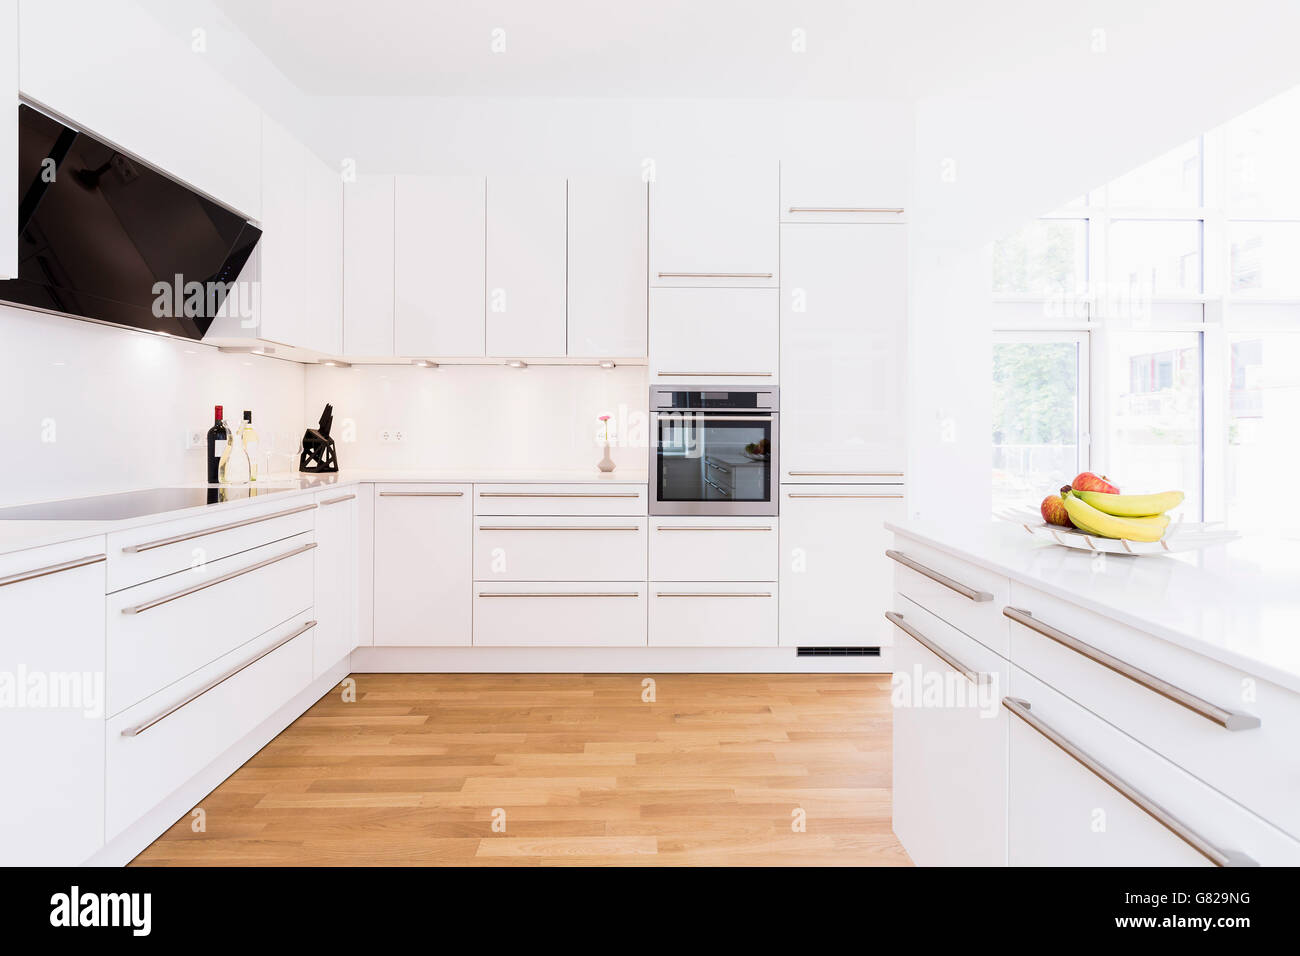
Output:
[787, 493, 903, 499]
[121, 502, 317, 554]
[1001, 697, 1257, 867]
[379, 491, 464, 497]
[703, 478, 731, 498]
[120, 542, 317, 615]
[655, 525, 772, 531]
[478, 591, 639, 598]
[885, 549, 993, 603]
[788, 471, 903, 477]
[320, 493, 356, 506]
[656, 372, 774, 378]
[787, 207, 904, 214]
[0, 553, 106, 589]
[1003, 607, 1261, 731]
[705, 460, 731, 474]
[657, 414, 775, 422]
[477, 525, 640, 532]
[656, 272, 773, 279]
[886, 611, 988, 685]
[120, 620, 317, 737]
[656, 591, 772, 598]
[477, 492, 639, 499]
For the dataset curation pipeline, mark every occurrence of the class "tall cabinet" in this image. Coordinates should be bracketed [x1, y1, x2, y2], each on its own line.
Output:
[1, 0, 16, 279]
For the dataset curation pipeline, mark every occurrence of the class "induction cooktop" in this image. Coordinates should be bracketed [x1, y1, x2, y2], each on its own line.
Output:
[0, 486, 298, 521]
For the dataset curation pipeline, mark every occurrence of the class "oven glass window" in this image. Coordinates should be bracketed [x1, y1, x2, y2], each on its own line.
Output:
[655, 413, 773, 503]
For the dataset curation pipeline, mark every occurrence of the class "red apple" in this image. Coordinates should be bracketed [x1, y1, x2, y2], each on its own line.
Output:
[1041, 494, 1074, 528]
[1071, 472, 1119, 495]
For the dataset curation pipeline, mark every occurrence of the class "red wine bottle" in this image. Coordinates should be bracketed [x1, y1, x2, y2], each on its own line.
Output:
[206, 405, 229, 483]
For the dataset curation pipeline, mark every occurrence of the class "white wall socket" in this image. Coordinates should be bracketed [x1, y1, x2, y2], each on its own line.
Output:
[185, 429, 204, 450]
[379, 429, 405, 443]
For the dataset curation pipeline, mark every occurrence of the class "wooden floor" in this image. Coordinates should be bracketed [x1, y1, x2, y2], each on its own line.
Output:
[132, 673, 910, 866]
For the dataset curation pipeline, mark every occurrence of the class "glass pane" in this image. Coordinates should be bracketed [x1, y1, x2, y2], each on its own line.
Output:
[992, 340, 1081, 512]
[656, 417, 772, 503]
[1106, 331, 1201, 518]
[1228, 221, 1300, 296]
[1227, 333, 1300, 534]
[1226, 86, 1300, 212]
[1108, 220, 1202, 296]
[1106, 140, 1201, 208]
[991, 220, 1088, 296]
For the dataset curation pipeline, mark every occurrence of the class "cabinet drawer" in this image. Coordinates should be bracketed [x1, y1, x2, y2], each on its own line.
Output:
[649, 583, 777, 647]
[888, 538, 1010, 656]
[475, 516, 646, 581]
[106, 533, 315, 716]
[1007, 583, 1300, 841]
[473, 583, 646, 646]
[105, 614, 315, 841]
[649, 287, 779, 383]
[889, 595, 1008, 866]
[474, 483, 647, 516]
[107, 496, 317, 592]
[1007, 663, 1300, 866]
[649, 517, 777, 581]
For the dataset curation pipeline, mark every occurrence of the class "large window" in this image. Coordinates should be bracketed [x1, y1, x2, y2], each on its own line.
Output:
[992, 85, 1300, 531]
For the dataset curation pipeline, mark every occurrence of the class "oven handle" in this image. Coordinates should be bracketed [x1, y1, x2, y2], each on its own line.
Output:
[654, 413, 775, 422]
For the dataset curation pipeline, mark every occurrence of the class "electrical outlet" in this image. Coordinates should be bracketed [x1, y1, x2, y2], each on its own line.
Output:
[379, 429, 405, 443]
[185, 429, 203, 450]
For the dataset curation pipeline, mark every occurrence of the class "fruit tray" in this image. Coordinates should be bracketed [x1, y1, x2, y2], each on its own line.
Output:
[994, 509, 1240, 555]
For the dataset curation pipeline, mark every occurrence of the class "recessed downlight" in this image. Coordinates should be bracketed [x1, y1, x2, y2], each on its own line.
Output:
[412, 359, 439, 368]
[319, 359, 352, 368]
[598, 360, 616, 369]
[505, 359, 528, 368]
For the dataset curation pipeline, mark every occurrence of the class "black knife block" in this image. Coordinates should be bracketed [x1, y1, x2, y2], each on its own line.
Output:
[300, 402, 339, 473]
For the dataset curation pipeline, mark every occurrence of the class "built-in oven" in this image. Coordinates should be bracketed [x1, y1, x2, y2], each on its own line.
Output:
[649, 386, 779, 516]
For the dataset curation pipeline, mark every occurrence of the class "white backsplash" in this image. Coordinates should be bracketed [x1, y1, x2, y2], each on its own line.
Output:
[304, 363, 649, 474]
[0, 306, 307, 506]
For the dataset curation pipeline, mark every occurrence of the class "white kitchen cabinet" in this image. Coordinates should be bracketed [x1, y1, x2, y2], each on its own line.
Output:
[473, 583, 647, 646]
[649, 516, 778, 582]
[18, 0, 261, 218]
[780, 223, 907, 482]
[649, 287, 778, 383]
[780, 487, 904, 647]
[0, 538, 106, 865]
[373, 484, 472, 645]
[256, 115, 308, 349]
[474, 516, 647, 582]
[0, 0, 16, 278]
[568, 176, 648, 357]
[314, 490, 358, 677]
[304, 154, 344, 355]
[890, 597, 1008, 866]
[486, 176, 566, 356]
[343, 174, 396, 356]
[649, 583, 777, 647]
[395, 175, 486, 357]
[780, 159, 908, 223]
[650, 159, 778, 287]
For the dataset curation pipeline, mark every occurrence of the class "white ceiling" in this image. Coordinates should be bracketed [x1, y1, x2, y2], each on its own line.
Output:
[211, 0, 1053, 99]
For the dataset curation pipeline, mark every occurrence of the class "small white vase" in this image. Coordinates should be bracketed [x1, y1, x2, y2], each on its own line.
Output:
[597, 442, 616, 473]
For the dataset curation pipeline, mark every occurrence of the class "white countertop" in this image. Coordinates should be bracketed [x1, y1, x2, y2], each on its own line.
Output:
[887, 519, 1300, 695]
[0, 468, 649, 558]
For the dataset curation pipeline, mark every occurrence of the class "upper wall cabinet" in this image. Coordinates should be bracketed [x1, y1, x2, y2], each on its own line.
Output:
[395, 175, 485, 358]
[302, 152, 343, 356]
[1, 0, 16, 279]
[343, 174, 396, 357]
[568, 176, 647, 358]
[650, 159, 778, 288]
[780, 159, 909, 224]
[18, 0, 261, 219]
[486, 176, 567, 357]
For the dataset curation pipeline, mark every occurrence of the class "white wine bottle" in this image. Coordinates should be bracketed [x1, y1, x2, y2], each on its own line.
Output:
[239, 410, 261, 481]
[223, 413, 251, 484]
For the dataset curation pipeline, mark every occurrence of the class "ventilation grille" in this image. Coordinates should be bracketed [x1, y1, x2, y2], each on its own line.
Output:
[797, 646, 881, 657]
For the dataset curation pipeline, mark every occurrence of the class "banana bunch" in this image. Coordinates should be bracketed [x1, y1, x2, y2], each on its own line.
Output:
[1061, 489, 1183, 542]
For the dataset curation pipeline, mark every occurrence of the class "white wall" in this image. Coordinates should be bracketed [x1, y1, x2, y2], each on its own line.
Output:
[0, 307, 305, 506]
[304, 363, 647, 474]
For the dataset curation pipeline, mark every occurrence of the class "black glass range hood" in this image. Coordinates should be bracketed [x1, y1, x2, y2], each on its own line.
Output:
[0, 104, 262, 340]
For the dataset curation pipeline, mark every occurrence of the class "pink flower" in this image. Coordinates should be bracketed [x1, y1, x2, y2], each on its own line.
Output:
[598, 415, 610, 422]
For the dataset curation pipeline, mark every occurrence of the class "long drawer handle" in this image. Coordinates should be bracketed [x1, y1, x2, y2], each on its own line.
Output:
[656, 591, 772, 598]
[787, 494, 903, 499]
[885, 549, 993, 603]
[787, 207, 904, 214]
[656, 272, 773, 279]
[478, 492, 640, 499]
[120, 620, 318, 738]
[788, 471, 904, 477]
[477, 525, 640, 532]
[656, 372, 774, 378]
[1001, 697, 1258, 867]
[655, 526, 772, 531]
[0, 553, 105, 589]
[658, 413, 775, 422]
[478, 591, 639, 598]
[321, 493, 356, 506]
[379, 491, 464, 497]
[885, 611, 988, 685]
[1003, 607, 1261, 731]
[120, 542, 317, 615]
[121, 502, 318, 554]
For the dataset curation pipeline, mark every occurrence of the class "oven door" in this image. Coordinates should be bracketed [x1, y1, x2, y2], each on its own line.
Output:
[651, 411, 778, 515]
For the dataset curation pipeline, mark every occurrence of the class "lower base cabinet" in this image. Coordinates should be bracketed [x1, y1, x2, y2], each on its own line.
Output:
[314, 489, 358, 675]
[649, 583, 778, 646]
[473, 583, 647, 646]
